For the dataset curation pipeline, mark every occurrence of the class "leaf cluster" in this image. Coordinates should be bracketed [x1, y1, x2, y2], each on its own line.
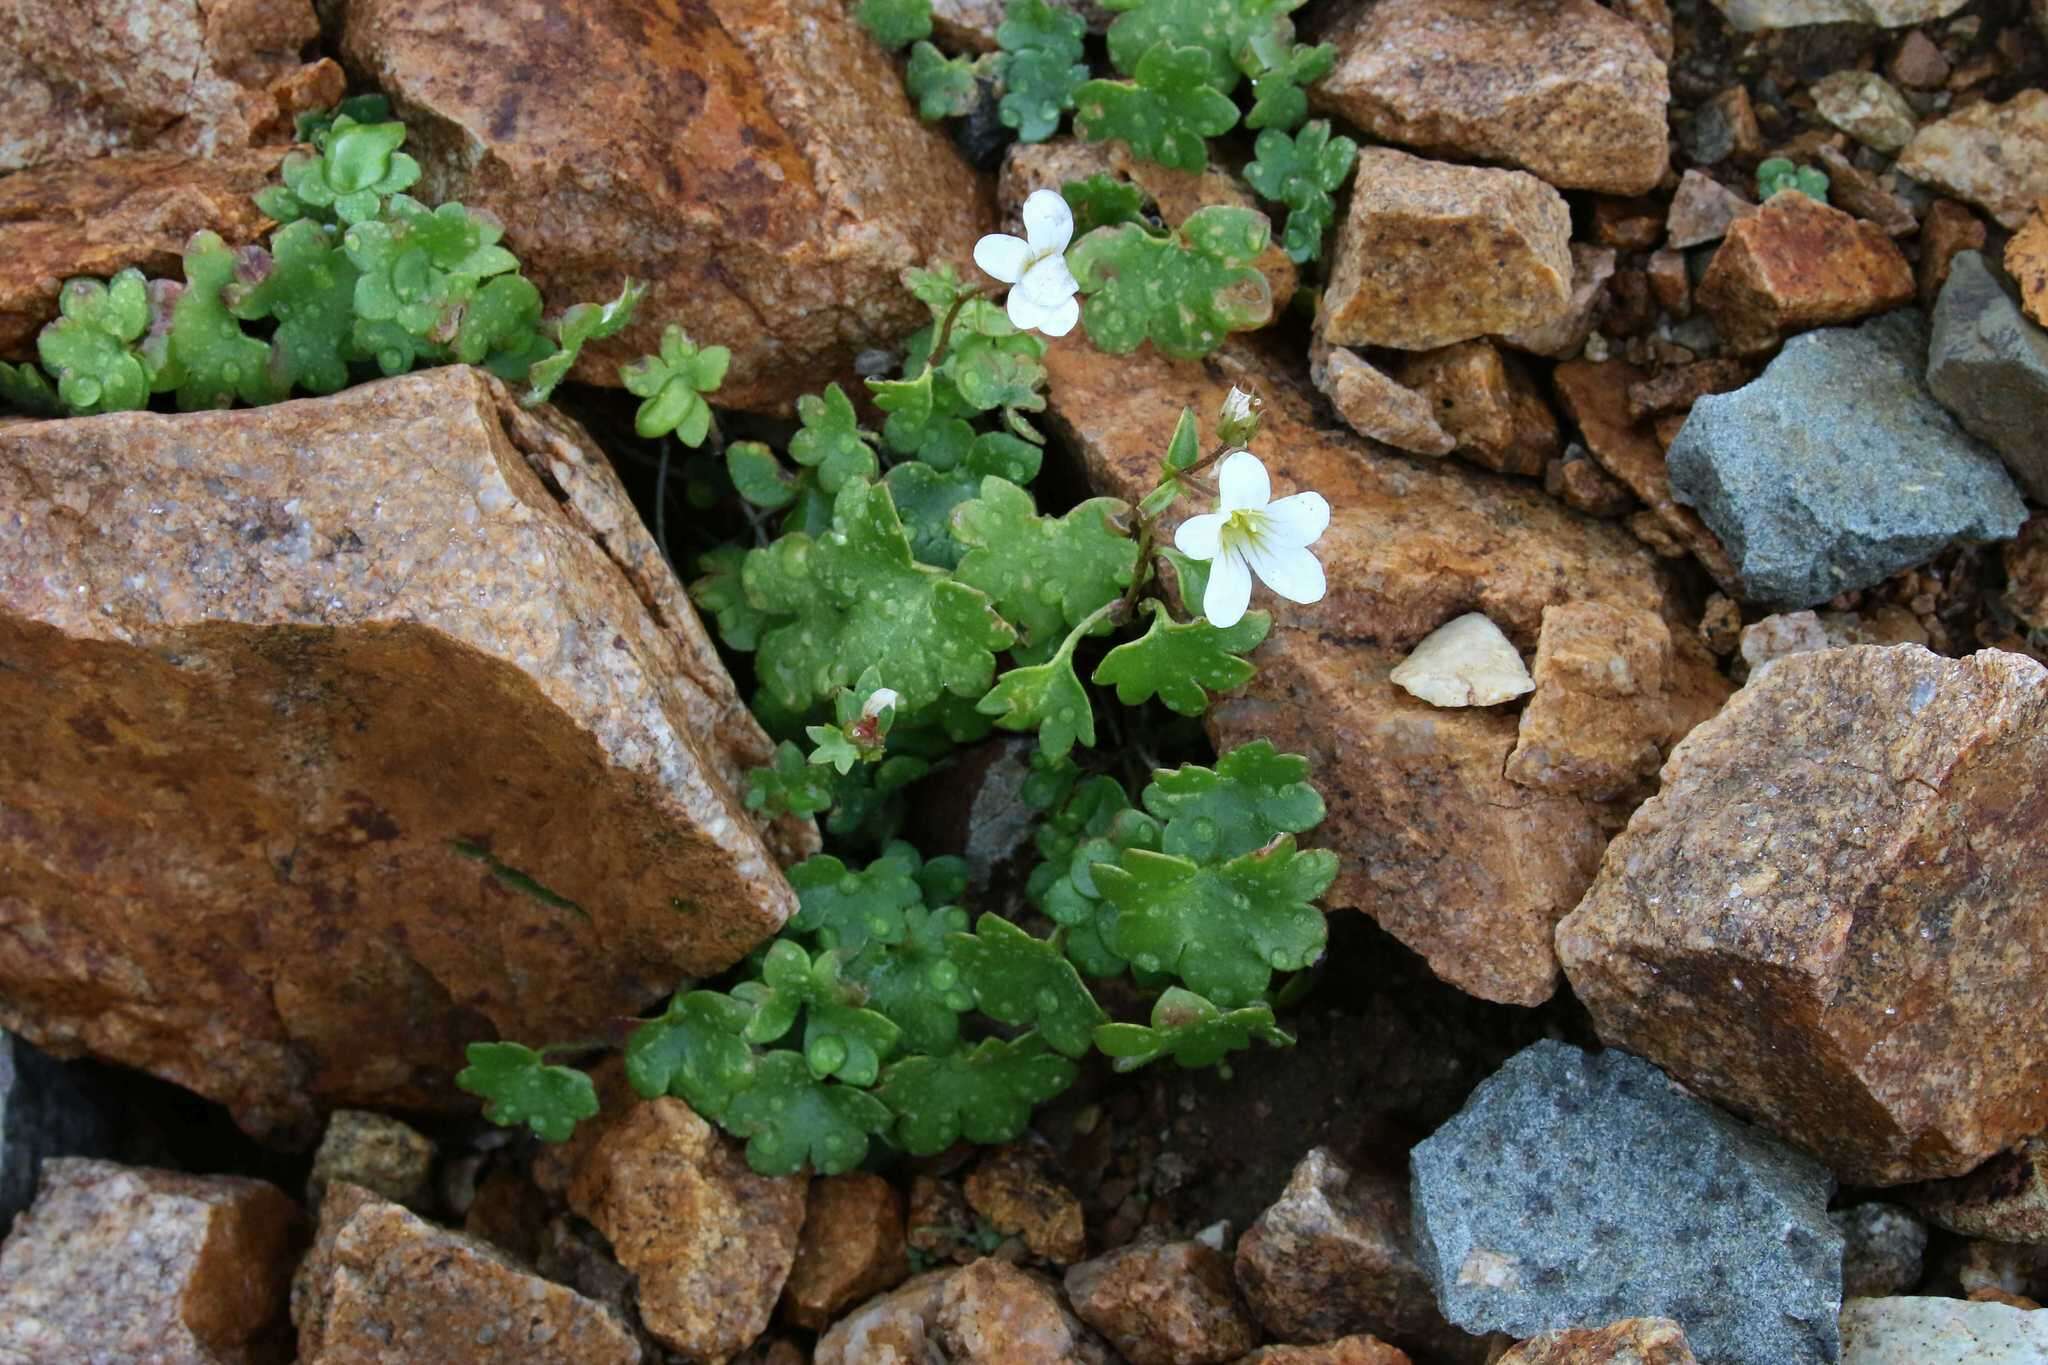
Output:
[1244, 121, 1358, 263]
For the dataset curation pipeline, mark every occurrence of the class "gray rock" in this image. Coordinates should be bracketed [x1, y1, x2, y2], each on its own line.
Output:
[1927, 250, 2048, 501]
[0, 1031, 117, 1233]
[1410, 1040, 1841, 1365]
[1668, 310, 2027, 607]
[1834, 1204, 1928, 1299]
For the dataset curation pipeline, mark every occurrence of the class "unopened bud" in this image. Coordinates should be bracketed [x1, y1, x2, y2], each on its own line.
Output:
[1217, 386, 1261, 446]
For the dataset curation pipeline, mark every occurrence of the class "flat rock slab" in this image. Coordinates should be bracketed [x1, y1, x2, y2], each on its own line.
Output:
[1840, 1296, 2048, 1363]
[1313, 0, 1669, 195]
[1410, 1041, 1841, 1365]
[1558, 645, 2048, 1185]
[341, 0, 992, 412]
[1927, 250, 2048, 501]
[1667, 310, 2025, 608]
[1043, 335, 1723, 1006]
[0, 365, 796, 1139]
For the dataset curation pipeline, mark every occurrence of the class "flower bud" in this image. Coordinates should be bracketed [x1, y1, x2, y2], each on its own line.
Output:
[1217, 385, 1261, 447]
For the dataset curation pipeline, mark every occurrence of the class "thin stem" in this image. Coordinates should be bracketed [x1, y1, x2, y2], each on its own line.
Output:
[1123, 439, 1239, 615]
[930, 285, 991, 370]
[1052, 598, 1122, 666]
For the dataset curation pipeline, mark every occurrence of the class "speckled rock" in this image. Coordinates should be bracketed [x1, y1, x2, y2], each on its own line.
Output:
[1707, 0, 1967, 27]
[1065, 1241, 1258, 1365]
[1411, 1042, 1841, 1365]
[1812, 72, 1918, 154]
[0, 367, 798, 1138]
[1666, 171, 1758, 250]
[294, 1182, 640, 1364]
[1312, 0, 1669, 195]
[1393, 341, 1560, 477]
[1501, 244, 1618, 359]
[815, 1260, 1113, 1365]
[1897, 91, 2048, 231]
[1045, 335, 1717, 1005]
[568, 1096, 806, 1359]
[1558, 645, 2048, 1185]
[1698, 191, 1915, 355]
[1319, 148, 1572, 353]
[1496, 1318, 1699, 1364]
[0, 0, 340, 172]
[1547, 447, 1640, 519]
[0, 1031, 119, 1235]
[1234, 1148, 1479, 1363]
[341, 0, 992, 411]
[784, 1172, 910, 1331]
[0, 148, 284, 357]
[1835, 1204, 1929, 1299]
[1667, 312, 2026, 607]
[1390, 614, 1536, 708]
[1840, 1296, 2048, 1363]
[2006, 203, 2048, 327]
[1310, 344, 1455, 457]
[964, 1144, 1086, 1266]
[1927, 251, 2048, 501]
[307, 1110, 435, 1213]
[1506, 604, 1677, 801]
[0, 1158, 299, 1365]
[1235, 1339, 1415, 1365]
[1910, 1135, 2048, 1243]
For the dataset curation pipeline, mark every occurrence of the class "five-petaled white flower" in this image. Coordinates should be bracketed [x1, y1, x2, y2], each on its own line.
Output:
[973, 189, 1081, 338]
[1173, 451, 1329, 628]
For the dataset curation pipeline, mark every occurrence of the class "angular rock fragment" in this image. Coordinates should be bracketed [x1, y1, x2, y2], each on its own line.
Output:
[1496, 1318, 1698, 1365]
[1927, 251, 2048, 500]
[1064, 1240, 1258, 1365]
[1313, 0, 1669, 195]
[1839, 1296, 2048, 1363]
[1410, 1042, 1841, 1365]
[1394, 342, 1560, 476]
[1698, 191, 1915, 355]
[1897, 90, 2048, 230]
[1909, 1135, 2048, 1243]
[1502, 244, 1618, 359]
[1665, 171, 1758, 251]
[307, 1110, 435, 1213]
[1925, 200, 1989, 308]
[1390, 614, 1535, 708]
[0, 366, 796, 1137]
[341, 0, 991, 410]
[1558, 645, 2048, 1185]
[1237, 1340, 1416, 1365]
[1667, 312, 2026, 607]
[1811, 72, 1918, 154]
[1320, 149, 1572, 353]
[964, 1144, 1086, 1266]
[815, 1260, 1112, 1365]
[294, 1183, 639, 1364]
[1546, 449, 1639, 519]
[784, 1172, 911, 1330]
[1506, 604, 1674, 800]
[2006, 201, 2048, 327]
[1311, 345, 1454, 457]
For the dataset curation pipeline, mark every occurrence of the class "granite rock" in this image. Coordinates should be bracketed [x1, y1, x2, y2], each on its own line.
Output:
[0, 0, 339, 172]
[1839, 1296, 2048, 1363]
[0, 1158, 300, 1365]
[294, 1182, 640, 1364]
[1064, 1240, 1259, 1365]
[1667, 311, 2026, 607]
[1927, 251, 2048, 501]
[0, 1032, 117, 1234]
[1496, 1318, 1699, 1365]
[1834, 1204, 1928, 1299]
[1319, 148, 1572, 353]
[1665, 171, 1758, 251]
[306, 1110, 435, 1214]
[1310, 345, 1455, 457]
[1811, 72, 1919, 154]
[1313, 0, 1669, 195]
[784, 1172, 911, 1330]
[341, 0, 991, 411]
[567, 1096, 806, 1359]
[1390, 614, 1536, 708]
[1557, 644, 2048, 1185]
[1910, 1135, 2048, 1243]
[1897, 90, 2048, 230]
[1706, 0, 1967, 27]
[1393, 341, 1560, 476]
[1410, 1041, 1841, 1365]
[1506, 604, 1675, 800]
[1698, 190, 1915, 355]
[815, 1260, 1113, 1365]
[0, 367, 797, 1138]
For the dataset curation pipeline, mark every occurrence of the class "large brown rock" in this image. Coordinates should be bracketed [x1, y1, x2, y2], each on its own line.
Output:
[1319, 148, 1572, 354]
[341, 0, 992, 413]
[0, 1158, 300, 1365]
[1045, 336, 1717, 1004]
[568, 1096, 806, 1359]
[0, 366, 799, 1138]
[1896, 90, 2048, 230]
[1558, 645, 2048, 1185]
[294, 1183, 641, 1364]
[1313, 0, 1669, 195]
[1698, 190, 1916, 355]
[0, 148, 285, 358]
[0, 0, 340, 173]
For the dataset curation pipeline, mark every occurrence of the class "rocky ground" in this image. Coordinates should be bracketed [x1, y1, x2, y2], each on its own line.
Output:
[4, 0, 2048, 1362]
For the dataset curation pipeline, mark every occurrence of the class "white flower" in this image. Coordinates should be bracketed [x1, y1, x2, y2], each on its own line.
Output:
[1172, 451, 1329, 628]
[973, 189, 1080, 338]
[1216, 385, 1261, 445]
[859, 687, 901, 721]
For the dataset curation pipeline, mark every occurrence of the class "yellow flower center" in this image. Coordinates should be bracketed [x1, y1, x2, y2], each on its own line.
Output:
[1221, 507, 1267, 548]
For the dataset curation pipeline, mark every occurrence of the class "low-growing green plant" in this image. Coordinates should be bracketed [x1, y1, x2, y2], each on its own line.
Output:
[1757, 157, 1829, 204]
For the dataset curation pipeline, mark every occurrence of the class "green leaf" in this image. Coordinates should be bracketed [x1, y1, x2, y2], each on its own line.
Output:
[1242, 36, 1336, 132]
[1093, 599, 1269, 716]
[1103, 0, 1306, 92]
[858, 0, 932, 49]
[877, 1033, 1077, 1155]
[842, 903, 975, 1056]
[868, 364, 936, 439]
[1142, 739, 1325, 862]
[728, 440, 800, 510]
[624, 991, 758, 1117]
[1162, 405, 1202, 472]
[226, 221, 362, 395]
[163, 232, 287, 410]
[1243, 121, 1358, 263]
[525, 278, 644, 404]
[995, 2, 1089, 143]
[1758, 157, 1830, 204]
[456, 1042, 599, 1143]
[884, 430, 1041, 570]
[1095, 838, 1333, 1006]
[1092, 987, 1293, 1072]
[977, 642, 1096, 760]
[744, 479, 1016, 714]
[36, 269, 152, 414]
[621, 324, 729, 445]
[1075, 43, 1242, 172]
[945, 333, 1048, 419]
[274, 116, 420, 225]
[952, 476, 1136, 658]
[949, 913, 1108, 1057]
[731, 940, 902, 1086]
[691, 545, 776, 653]
[0, 361, 60, 416]
[723, 1051, 895, 1176]
[746, 740, 835, 818]
[998, 0, 1087, 52]
[1067, 206, 1273, 357]
[789, 383, 879, 494]
[454, 272, 545, 367]
[787, 852, 923, 956]
[909, 44, 985, 122]
[1063, 174, 1148, 236]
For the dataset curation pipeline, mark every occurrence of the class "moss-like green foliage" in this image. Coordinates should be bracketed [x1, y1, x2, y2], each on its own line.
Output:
[456, 1043, 600, 1142]
[1243, 120, 1358, 263]
[1758, 156, 1830, 204]
[1075, 43, 1241, 171]
[1067, 205, 1274, 357]
[996, 0, 1089, 142]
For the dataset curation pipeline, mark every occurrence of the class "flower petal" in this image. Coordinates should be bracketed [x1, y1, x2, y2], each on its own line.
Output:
[1174, 511, 1226, 560]
[1216, 450, 1270, 513]
[1022, 188, 1074, 257]
[1016, 252, 1078, 306]
[1005, 286, 1051, 333]
[1036, 293, 1081, 338]
[1203, 548, 1254, 628]
[1260, 491, 1330, 548]
[1245, 539, 1326, 605]
[974, 233, 1031, 285]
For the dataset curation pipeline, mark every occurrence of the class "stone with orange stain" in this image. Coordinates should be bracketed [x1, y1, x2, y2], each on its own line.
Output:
[1310, 344, 1454, 457]
[1506, 603, 1677, 801]
[1064, 1241, 1259, 1365]
[815, 1259, 1114, 1365]
[0, 367, 800, 1139]
[2004, 199, 2048, 327]
[783, 1172, 911, 1330]
[1393, 341, 1559, 477]
[1897, 89, 2048, 230]
[1697, 190, 1914, 354]
[1496, 1319, 1698, 1364]
[964, 1144, 1087, 1266]
[1234, 1339, 1416, 1365]
[341, 0, 992, 411]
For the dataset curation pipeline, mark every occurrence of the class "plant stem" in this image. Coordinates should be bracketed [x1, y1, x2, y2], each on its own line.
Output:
[1122, 439, 1238, 614]
[930, 285, 990, 370]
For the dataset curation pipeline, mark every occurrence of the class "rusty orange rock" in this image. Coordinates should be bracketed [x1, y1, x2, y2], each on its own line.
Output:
[963, 1144, 1087, 1266]
[0, 367, 799, 1138]
[1697, 190, 1915, 355]
[1309, 344, 1454, 457]
[340, 0, 991, 412]
[2003, 200, 2048, 327]
[1064, 1241, 1259, 1365]
[784, 1172, 911, 1330]
[1496, 1318, 1698, 1364]
[1236, 1339, 1416, 1365]
[1506, 603, 1679, 801]
[1392, 341, 1560, 477]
